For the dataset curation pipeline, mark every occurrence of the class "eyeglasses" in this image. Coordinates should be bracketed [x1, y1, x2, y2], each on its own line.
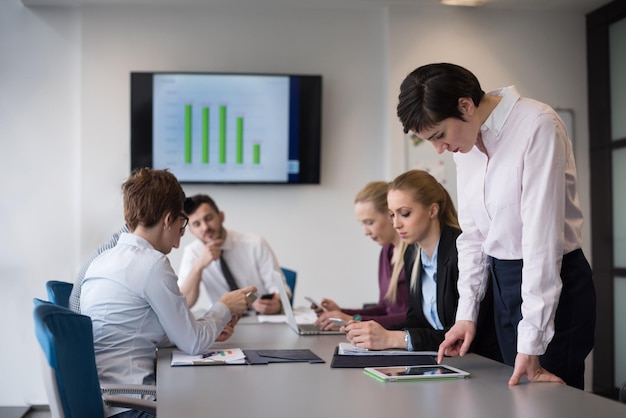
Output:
[177, 212, 189, 234]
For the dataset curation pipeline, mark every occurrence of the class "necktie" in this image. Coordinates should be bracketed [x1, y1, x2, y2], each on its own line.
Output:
[220, 253, 239, 291]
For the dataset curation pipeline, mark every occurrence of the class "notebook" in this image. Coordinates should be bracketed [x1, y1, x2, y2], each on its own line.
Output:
[274, 271, 344, 335]
[330, 346, 437, 368]
[171, 348, 247, 366]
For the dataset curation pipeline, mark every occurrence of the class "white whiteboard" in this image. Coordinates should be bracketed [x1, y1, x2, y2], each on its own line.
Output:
[403, 133, 458, 207]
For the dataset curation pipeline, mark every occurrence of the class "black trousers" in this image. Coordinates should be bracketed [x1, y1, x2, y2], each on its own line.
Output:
[488, 249, 596, 389]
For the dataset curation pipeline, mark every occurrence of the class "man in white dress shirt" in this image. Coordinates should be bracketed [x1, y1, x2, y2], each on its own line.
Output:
[178, 194, 287, 315]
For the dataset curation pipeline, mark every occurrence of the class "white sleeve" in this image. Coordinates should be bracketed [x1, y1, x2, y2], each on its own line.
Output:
[455, 167, 490, 323]
[177, 244, 198, 287]
[255, 237, 289, 296]
[516, 112, 566, 355]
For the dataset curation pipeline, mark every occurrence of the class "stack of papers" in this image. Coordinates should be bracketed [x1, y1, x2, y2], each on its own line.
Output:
[338, 342, 437, 356]
[171, 348, 247, 366]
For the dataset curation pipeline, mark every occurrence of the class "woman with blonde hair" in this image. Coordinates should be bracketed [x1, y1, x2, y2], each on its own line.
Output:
[344, 170, 500, 360]
[315, 181, 408, 329]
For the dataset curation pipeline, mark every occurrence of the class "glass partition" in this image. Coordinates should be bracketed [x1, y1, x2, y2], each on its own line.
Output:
[615, 277, 626, 387]
[613, 148, 626, 268]
[610, 18, 626, 141]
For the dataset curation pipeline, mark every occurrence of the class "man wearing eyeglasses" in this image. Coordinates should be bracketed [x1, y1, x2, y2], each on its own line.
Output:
[178, 194, 287, 316]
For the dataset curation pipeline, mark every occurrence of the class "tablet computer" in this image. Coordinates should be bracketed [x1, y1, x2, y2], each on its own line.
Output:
[363, 364, 470, 382]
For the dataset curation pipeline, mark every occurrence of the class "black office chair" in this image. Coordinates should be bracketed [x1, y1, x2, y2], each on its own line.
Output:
[45, 280, 74, 308]
[33, 298, 156, 417]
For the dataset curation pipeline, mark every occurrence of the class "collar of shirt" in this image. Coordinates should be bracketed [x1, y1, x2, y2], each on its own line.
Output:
[480, 86, 520, 144]
[419, 239, 440, 276]
[219, 229, 234, 251]
[119, 232, 155, 250]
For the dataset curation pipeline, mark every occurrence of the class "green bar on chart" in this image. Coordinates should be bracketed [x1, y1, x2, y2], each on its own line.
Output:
[253, 143, 260, 164]
[236, 116, 244, 164]
[202, 107, 209, 164]
[219, 105, 226, 164]
[185, 104, 192, 164]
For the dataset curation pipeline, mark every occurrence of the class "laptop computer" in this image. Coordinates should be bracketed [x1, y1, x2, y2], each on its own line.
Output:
[274, 271, 344, 335]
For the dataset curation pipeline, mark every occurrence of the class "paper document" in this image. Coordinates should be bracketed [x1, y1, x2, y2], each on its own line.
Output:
[257, 307, 318, 324]
[338, 342, 437, 356]
[171, 348, 246, 366]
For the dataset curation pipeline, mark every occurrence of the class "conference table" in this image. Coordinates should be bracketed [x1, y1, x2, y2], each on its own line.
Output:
[156, 321, 626, 418]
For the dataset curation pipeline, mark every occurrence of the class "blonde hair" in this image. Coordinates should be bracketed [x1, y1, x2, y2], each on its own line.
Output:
[355, 181, 407, 304]
[388, 170, 460, 230]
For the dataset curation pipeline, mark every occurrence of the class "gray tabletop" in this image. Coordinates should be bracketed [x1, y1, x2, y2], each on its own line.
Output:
[156, 323, 626, 418]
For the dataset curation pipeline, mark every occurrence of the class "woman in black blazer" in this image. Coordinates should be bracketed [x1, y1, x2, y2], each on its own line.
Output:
[344, 170, 500, 362]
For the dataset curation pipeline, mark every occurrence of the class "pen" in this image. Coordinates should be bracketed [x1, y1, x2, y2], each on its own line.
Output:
[201, 351, 219, 358]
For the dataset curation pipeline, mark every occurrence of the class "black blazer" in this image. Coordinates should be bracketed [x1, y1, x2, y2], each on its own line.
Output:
[389, 224, 501, 362]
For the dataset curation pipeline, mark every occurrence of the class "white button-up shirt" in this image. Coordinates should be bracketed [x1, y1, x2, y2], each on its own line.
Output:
[454, 86, 584, 355]
[420, 243, 444, 330]
[178, 229, 285, 313]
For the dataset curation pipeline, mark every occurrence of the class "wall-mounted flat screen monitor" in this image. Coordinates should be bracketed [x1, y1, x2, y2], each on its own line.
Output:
[131, 72, 322, 184]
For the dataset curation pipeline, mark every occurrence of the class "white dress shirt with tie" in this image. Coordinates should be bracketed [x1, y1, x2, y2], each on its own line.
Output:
[178, 229, 285, 314]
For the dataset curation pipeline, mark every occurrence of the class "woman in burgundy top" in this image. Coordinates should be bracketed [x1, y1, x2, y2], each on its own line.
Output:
[315, 181, 408, 329]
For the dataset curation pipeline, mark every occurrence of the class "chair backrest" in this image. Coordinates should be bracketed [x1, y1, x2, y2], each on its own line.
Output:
[33, 298, 104, 418]
[280, 267, 297, 306]
[45, 281, 74, 308]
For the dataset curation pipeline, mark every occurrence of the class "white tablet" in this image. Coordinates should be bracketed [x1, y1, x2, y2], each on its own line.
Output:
[363, 364, 470, 382]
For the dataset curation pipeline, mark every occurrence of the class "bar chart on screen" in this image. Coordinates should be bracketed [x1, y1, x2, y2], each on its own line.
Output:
[153, 73, 290, 182]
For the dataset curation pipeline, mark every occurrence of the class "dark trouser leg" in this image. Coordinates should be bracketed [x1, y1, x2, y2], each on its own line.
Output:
[540, 249, 596, 390]
[489, 250, 596, 389]
[489, 257, 523, 367]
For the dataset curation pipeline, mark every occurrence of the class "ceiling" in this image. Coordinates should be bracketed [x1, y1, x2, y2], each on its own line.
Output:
[21, 0, 611, 14]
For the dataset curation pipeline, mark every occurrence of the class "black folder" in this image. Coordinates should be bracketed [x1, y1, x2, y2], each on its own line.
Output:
[329, 347, 436, 368]
[243, 349, 325, 365]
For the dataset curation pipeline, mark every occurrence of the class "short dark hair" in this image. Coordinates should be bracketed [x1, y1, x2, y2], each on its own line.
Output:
[122, 168, 185, 231]
[184, 194, 220, 216]
[397, 63, 485, 134]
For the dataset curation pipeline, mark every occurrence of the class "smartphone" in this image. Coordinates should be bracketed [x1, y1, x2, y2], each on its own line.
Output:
[245, 291, 258, 305]
[305, 296, 325, 311]
[260, 293, 274, 300]
[328, 318, 347, 327]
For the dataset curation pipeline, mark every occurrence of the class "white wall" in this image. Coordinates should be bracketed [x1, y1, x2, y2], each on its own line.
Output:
[0, 0, 593, 406]
[77, 3, 388, 315]
[0, 0, 81, 405]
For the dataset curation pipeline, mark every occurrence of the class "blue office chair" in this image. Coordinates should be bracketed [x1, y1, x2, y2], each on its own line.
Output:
[280, 267, 297, 306]
[33, 298, 156, 417]
[45, 280, 74, 308]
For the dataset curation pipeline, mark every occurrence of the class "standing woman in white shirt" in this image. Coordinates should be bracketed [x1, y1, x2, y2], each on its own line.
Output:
[396, 63, 595, 389]
[81, 168, 256, 418]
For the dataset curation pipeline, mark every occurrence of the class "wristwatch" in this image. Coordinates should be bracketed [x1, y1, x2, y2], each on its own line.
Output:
[352, 314, 362, 321]
[404, 330, 411, 349]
